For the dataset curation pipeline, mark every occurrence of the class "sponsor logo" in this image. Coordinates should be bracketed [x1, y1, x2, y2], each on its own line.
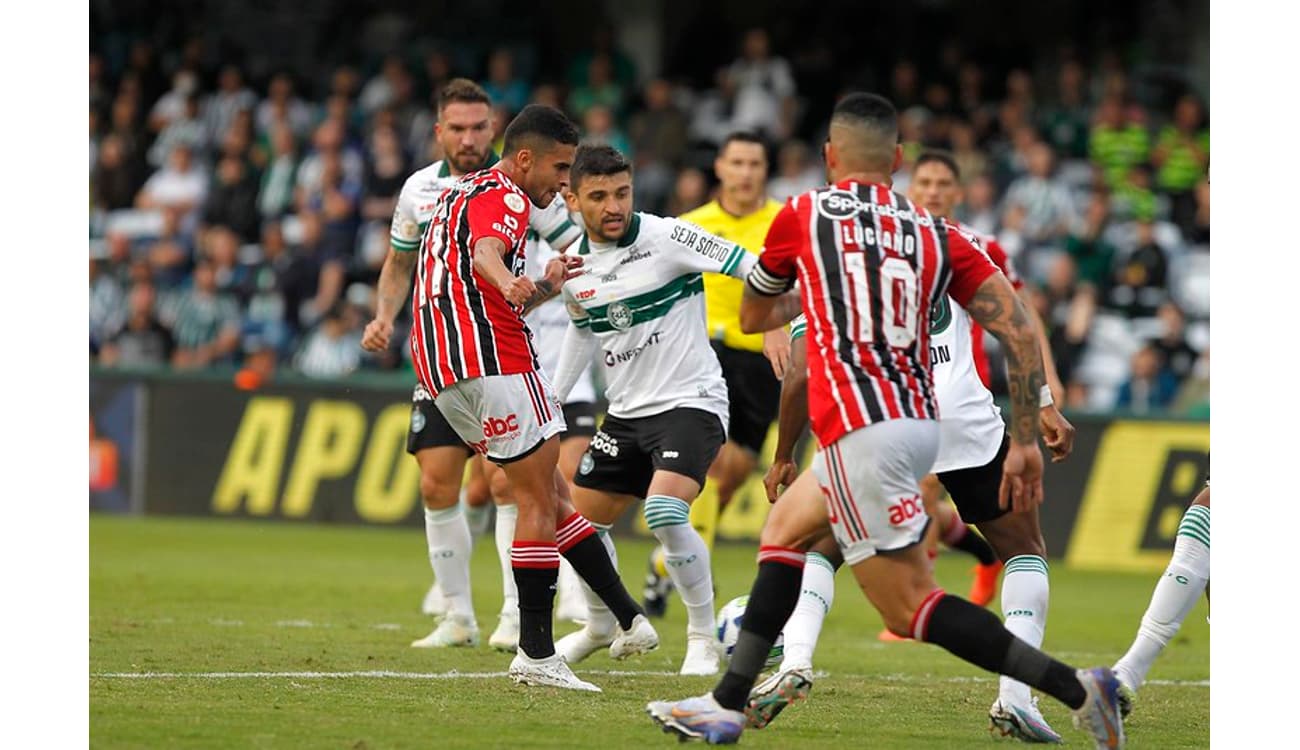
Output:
[666, 553, 698, 567]
[575, 415, 596, 427]
[470, 439, 490, 455]
[577, 288, 598, 300]
[600, 272, 618, 282]
[504, 193, 527, 213]
[929, 344, 951, 365]
[412, 384, 433, 402]
[814, 189, 933, 227]
[661, 450, 679, 459]
[886, 495, 924, 526]
[410, 409, 426, 433]
[608, 302, 634, 331]
[483, 414, 520, 438]
[603, 331, 663, 366]
[590, 431, 619, 457]
[578, 452, 595, 475]
[619, 250, 652, 265]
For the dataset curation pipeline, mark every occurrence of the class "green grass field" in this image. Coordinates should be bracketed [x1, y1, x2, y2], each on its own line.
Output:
[90, 515, 1209, 748]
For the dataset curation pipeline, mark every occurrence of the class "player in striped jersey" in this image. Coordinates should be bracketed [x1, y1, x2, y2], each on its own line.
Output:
[406, 104, 658, 692]
[648, 93, 1124, 748]
[362, 80, 589, 653]
[549, 144, 761, 676]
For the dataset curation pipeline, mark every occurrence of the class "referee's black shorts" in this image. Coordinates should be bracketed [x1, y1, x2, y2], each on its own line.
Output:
[711, 340, 779, 456]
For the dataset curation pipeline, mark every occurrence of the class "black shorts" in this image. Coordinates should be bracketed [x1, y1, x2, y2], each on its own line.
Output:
[561, 401, 599, 439]
[406, 387, 473, 456]
[936, 432, 1011, 525]
[573, 407, 726, 498]
[711, 341, 780, 455]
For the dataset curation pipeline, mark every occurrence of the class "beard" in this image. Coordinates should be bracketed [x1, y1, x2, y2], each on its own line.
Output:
[448, 148, 489, 174]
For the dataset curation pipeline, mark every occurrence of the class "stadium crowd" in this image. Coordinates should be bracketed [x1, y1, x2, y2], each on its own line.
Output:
[89, 27, 1209, 415]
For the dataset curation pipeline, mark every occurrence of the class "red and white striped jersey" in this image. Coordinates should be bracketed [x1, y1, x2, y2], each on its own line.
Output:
[409, 167, 539, 395]
[948, 220, 1022, 388]
[747, 180, 998, 448]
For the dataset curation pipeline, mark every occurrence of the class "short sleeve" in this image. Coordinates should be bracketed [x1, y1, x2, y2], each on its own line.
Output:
[982, 237, 1023, 291]
[945, 226, 1000, 307]
[389, 182, 423, 252]
[746, 201, 801, 296]
[662, 216, 752, 277]
[528, 198, 583, 251]
[467, 185, 530, 249]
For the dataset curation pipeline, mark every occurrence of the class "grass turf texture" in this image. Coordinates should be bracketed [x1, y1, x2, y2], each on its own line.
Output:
[91, 515, 1209, 748]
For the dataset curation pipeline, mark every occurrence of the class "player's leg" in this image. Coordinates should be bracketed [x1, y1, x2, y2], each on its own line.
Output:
[643, 408, 728, 675]
[462, 456, 493, 537]
[555, 417, 595, 624]
[1113, 485, 1210, 713]
[486, 461, 521, 651]
[923, 473, 1002, 604]
[943, 434, 1058, 742]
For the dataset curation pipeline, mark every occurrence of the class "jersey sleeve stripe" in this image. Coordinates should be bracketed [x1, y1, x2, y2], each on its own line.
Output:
[746, 261, 794, 296]
[545, 219, 580, 245]
[720, 245, 747, 276]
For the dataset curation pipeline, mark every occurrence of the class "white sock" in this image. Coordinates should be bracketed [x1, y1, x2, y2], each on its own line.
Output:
[424, 505, 474, 622]
[998, 555, 1051, 705]
[1114, 505, 1210, 691]
[558, 558, 586, 608]
[462, 493, 492, 539]
[494, 503, 519, 617]
[779, 551, 836, 671]
[645, 495, 715, 635]
[578, 522, 619, 637]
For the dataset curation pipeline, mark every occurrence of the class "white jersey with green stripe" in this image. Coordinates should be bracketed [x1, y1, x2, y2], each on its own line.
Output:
[389, 157, 580, 253]
[562, 212, 757, 423]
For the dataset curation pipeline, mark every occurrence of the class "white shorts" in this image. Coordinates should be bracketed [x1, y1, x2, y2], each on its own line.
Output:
[812, 419, 940, 566]
[434, 370, 566, 463]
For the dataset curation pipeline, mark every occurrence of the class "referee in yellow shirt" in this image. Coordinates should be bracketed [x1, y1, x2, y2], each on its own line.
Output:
[643, 132, 790, 615]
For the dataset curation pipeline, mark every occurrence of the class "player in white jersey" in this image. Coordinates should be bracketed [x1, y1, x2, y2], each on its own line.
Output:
[361, 79, 585, 651]
[547, 145, 759, 676]
[745, 152, 1077, 742]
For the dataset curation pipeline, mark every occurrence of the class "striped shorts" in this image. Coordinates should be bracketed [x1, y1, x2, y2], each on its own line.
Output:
[434, 370, 566, 464]
[813, 418, 939, 566]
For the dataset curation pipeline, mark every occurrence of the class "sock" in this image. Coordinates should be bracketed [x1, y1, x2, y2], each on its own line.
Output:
[558, 513, 643, 631]
[713, 547, 806, 710]
[998, 555, 1051, 705]
[462, 494, 492, 538]
[645, 495, 715, 634]
[779, 551, 837, 671]
[573, 522, 620, 635]
[511, 541, 559, 659]
[1114, 505, 1210, 690]
[916, 591, 1085, 710]
[424, 506, 474, 620]
[494, 503, 519, 616]
[944, 522, 997, 565]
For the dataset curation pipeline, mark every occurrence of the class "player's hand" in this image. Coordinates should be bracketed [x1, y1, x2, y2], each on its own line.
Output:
[1038, 405, 1075, 463]
[763, 329, 792, 379]
[543, 254, 585, 288]
[361, 318, 393, 352]
[501, 275, 537, 307]
[999, 441, 1044, 513]
[763, 458, 799, 504]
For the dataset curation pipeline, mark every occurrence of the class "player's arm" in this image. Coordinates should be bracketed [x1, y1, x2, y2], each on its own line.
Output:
[763, 326, 809, 503]
[553, 300, 598, 403]
[362, 248, 417, 352]
[739, 201, 802, 333]
[1018, 285, 1066, 405]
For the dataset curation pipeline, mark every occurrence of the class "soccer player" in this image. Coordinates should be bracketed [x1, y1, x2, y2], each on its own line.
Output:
[646, 93, 1125, 748]
[362, 80, 587, 652]
[548, 144, 762, 676]
[1112, 483, 1209, 717]
[409, 104, 657, 691]
[641, 133, 788, 618]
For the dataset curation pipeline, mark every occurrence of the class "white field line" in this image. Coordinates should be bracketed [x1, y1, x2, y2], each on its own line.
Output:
[88, 669, 1209, 687]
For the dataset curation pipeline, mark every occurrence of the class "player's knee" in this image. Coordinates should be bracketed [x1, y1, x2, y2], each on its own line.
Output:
[880, 605, 916, 638]
[420, 472, 459, 509]
[464, 475, 491, 508]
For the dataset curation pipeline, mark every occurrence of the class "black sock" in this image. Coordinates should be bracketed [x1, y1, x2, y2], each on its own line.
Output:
[513, 565, 558, 659]
[713, 548, 805, 711]
[949, 525, 997, 565]
[921, 593, 1085, 709]
[561, 534, 644, 630]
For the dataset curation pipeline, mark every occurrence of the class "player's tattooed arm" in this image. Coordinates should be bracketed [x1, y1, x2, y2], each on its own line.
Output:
[521, 255, 584, 314]
[375, 248, 417, 323]
[962, 273, 1046, 446]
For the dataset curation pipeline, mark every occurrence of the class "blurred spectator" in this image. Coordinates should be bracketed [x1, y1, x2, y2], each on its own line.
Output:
[294, 303, 362, 377]
[99, 282, 175, 368]
[1187, 178, 1210, 245]
[90, 258, 126, 349]
[148, 94, 208, 168]
[687, 68, 740, 146]
[1001, 141, 1076, 249]
[93, 134, 144, 211]
[136, 145, 208, 222]
[565, 24, 638, 94]
[1041, 254, 1096, 393]
[203, 65, 257, 146]
[143, 210, 194, 288]
[581, 105, 632, 157]
[949, 121, 988, 185]
[1115, 344, 1178, 413]
[256, 72, 315, 140]
[567, 54, 626, 120]
[1039, 61, 1091, 160]
[359, 55, 408, 115]
[362, 125, 408, 222]
[1089, 95, 1149, 190]
[167, 261, 242, 369]
[258, 125, 299, 220]
[1153, 94, 1210, 230]
[1107, 219, 1169, 318]
[483, 48, 531, 115]
[90, 52, 111, 116]
[236, 222, 292, 357]
[629, 79, 688, 167]
[1110, 163, 1166, 223]
[665, 167, 709, 216]
[203, 227, 244, 294]
[123, 40, 167, 112]
[726, 28, 797, 141]
[890, 60, 921, 111]
[1064, 190, 1117, 288]
[109, 94, 149, 172]
[767, 140, 822, 203]
[296, 120, 365, 201]
[1152, 301, 1199, 385]
[299, 151, 362, 261]
[955, 174, 999, 237]
[203, 156, 261, 242]
[148, 68, 201, 133]
[1171, 348, 1210, 417]
[289, 212, 348, 330]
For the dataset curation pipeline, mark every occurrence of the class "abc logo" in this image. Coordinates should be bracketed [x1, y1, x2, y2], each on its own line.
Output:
[483, 414, 520, 437]
[887, 495, 924, 526]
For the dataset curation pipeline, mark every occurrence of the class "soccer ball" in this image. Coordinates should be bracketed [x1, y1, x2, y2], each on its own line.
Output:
[715, 595, 784, 668]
